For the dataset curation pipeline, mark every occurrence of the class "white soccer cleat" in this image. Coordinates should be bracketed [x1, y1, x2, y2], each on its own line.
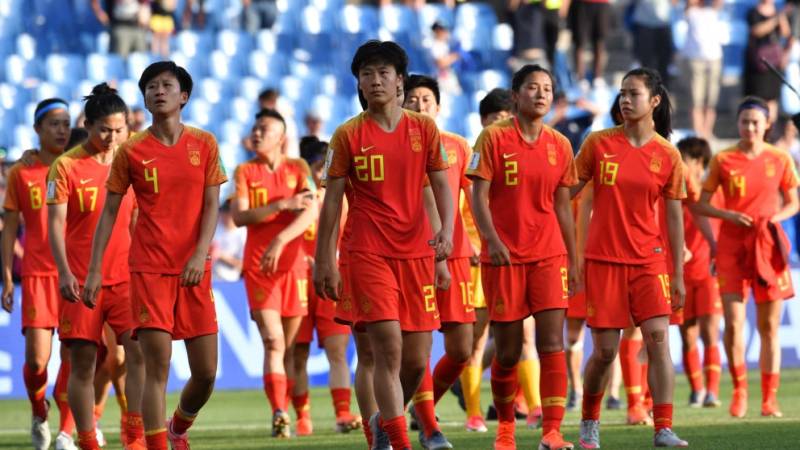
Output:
[579, 419, 600, 449]
[654, 428, 689, 447]
[31, 415, 51, 450]
[55, 431, 78, 450]
[96, 426, 106, 447]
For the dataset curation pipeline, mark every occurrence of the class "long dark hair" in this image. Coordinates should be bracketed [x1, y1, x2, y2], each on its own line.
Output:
[621, 68, 672, 139]
[83, 83, 128, 125]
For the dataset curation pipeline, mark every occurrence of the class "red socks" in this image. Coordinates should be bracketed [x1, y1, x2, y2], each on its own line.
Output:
[730, 364, 748, 391]
[330, 387, 351, 418]
[383, 415, 411, 450]
[286, 378, 295, 410]
[582, 391, 604, 421]
[263, 373, 288, 412]
[704, 345, 721, 396]
[77, 429, 100, 450]
[653, 403, 673, 432]
[145, 429, 168, 450]
[761, 372, 779, 406]
[490, 359, 518, 423]
[170, 405, 197, 435]
[432, 354, 467, 404]
[362, 417, 373, 448]
[619, 338, 643, 408]
[126, 413, 145, 444]
[682, 346, 703, 392]
[23, 363, 48, 419]
[292, 391, 311, 420]
[539, 351, 567, 435]
[54, 360, 74, 435]
[412, 363, 440, 437]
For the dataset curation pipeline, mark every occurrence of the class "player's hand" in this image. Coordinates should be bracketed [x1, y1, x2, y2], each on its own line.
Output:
[283, 192, 315, 212]
[18, 149, 38, 166]
[180, 253, 206, 287]
[2, 280, 14, 313]
[58, 270, 81, 303]
[469, 244, 480, 266]
[431, 230, 453, 262]
[313, 261, 342, 301]
[670, 275, 686, 311]
[82, 270, 102, 309]
[487, 237, 511, 266]
[567, 264, 579, 297]
[435, 260, 451, 290]
[708, 239, 717, 259]
[260, 236, 286, 274]
[725, 211, 753, 227]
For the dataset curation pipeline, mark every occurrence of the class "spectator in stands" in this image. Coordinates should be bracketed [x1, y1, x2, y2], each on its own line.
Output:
[630, 0, 674, 86]
[212, 200, 246, 282]
[426, 21, 462, 94]
[547, 91, 603, 151]
[507, 0, 548, 71]
[570, 0, 611, 89]
[258, 88, 280, 110]
[242, 0, 279, 33]
[303, 111, 327, 141]
[744, 0, 792, 122]
[129, 106, 147, 132]
[91, 0, 149, 57]
[182, 0, 206, 29]
[150, 0, 177, 57]
[74, 111, 87, 129]
[682, 0, 724, 139]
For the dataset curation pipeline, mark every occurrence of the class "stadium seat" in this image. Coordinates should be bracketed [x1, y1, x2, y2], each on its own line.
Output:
[229, 96, 256, 124]
[175, 30, 206, 58]
[248, 49, 286, 82]
[477, 70, 508, 92]
[16, 33, 36, 60]
[186, 98, 214, 129]
[0, 83, 28, 112]
[86, 53, 126, 83]
[782, 62, 800, 114]
[217, 30, 254, 58]
[72, 80, 95, 103]
[492, 23, 514, 52]
[219, 119, 246, 145]
[4, 54, 42, 85]
[255, 29, 277, 53]
[301, 5, 333, 35]
[455, 3, 496, 32]
[379, 4, 418, 34]
[95, 32, 110, 54]
[117, 78, 142, 108]
[237, 76, 265, 102]
[339, 5, 379, 34]
[209, 50, 243, 80]
[14, 124, 36, 149]
[45, 54, 85, 85]
[418, 4, 454, 36]
[127, 52, 155, 81]
[35, 82, 69, 102]
[465, 112, 483, 143]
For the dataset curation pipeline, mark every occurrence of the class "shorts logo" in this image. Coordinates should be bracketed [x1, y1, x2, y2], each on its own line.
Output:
[60, 318, 71, 333]
[340, 297, 352, 312]
[287, 175, 298, 189]
[254, 288, 266, 304]
[359, 295, 372, 313]
[139, 307, 150, 323]
[649, 157, 662, 173]
[494, 300, 505, 315]
[26, 306, 36, 320]
[547, 144, 557, 166]
[766, 162, 776, 178]
[189, 150, 201, 167]
[587, 303, 595, 317]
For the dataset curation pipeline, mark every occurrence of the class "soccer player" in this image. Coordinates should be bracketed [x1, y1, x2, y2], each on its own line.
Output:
[468, 64, 575, 450]
[573, 67, 688, 448]
[402, 74, 473, 449]
[315, 40, 454, 450]
[292, 137, 360, 436]
[1, 98, 73, 450]
[232, 109, 317, 438]
[46, 83, 145, 450]
[694, 96, 798, 418]
[82, 61, 227, 449]
[675, 137, 724, 408]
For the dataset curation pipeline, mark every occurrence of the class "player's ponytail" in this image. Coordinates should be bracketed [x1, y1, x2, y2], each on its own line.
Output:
[622, 67, 673, 139]
[83, 82, 128, 126]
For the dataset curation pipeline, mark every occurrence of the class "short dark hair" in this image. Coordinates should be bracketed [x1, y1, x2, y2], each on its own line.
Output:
[479, 88, 512, 119]
[299, 135, 329, 166]
[404, 74, 440, 105]
[66, 127, 89, 150]
[350, 40, 408, 79]
[254, 108, 286, 131]
[83, 83, 128, 125]
[676, 136, 712, 167]
[34, 98, 69, 126]
[511, 64, 556, 93]
[258, 88, 279, 103]
[138, 61, 193, 99]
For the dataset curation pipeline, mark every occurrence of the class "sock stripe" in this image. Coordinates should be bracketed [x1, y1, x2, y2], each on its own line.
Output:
[541, 396, 566, 407]
[412, 391, 434, 403]
[145, 428, 167, 436]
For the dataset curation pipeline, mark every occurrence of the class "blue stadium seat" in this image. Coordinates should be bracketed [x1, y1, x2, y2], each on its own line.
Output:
[248, 50, 286, 82]
[309, 0, 346, 11]
[455, 3, 497, 31]
[237, 76, 264, 102]
[493, 23, 514, 51]
[72, 80, 95, 103]
[35, 82, 69, 102]
[339, 5, 379, 34]
[477, 70, 508, 92]
[86, 53, 126, 82]
[127, 52, 155, 81]
[379, 4, 418, 34]
[45, 54, 85, 85]
[208, 50, 243, 80]
[200, 78, 225, 104]
[117, 78, 142, 108]
[255, 29, 277, 53]
[782, 62, 800, 114]
[219, 119, 246, 145]
[186, 98, 214, 129]
[722, 44, 745, 79]
[175, 30, 214, 58]
[465, 112, 483, 143]
[297, 32, 334, 65]
[16, 34, 36, 60]
[231, 96, 257, 125]
[418, 4, 454, 36]
[4, 54, 42, 85]
[14, 124, 37, 149]
[301, 5, 335, 34]
[217, 30, 255, 58]
[96, 32, 110, 54]
[0, 83, 28, 112]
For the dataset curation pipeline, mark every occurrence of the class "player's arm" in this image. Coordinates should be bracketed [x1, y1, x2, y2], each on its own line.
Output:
[231, 194, 310, 226]
[554, 186, 579, 294]
[427, 169, 454, 261]
[260, 191, 318, 273]
[181, 185, 220, 287]
[47, 203, 80, 302]
[771, 187, 799, 223]
[686, 203, 717, 257]
[83, 192, 124, 308]
[314, 177, 345, 300]
[569, 179, 588, 199]
[471, 179, 510, 265]
[694, 190, 753, 226]
[665, 198, 686, 310]
[423, 185, 451, 290]
[1, 210, 20, 312]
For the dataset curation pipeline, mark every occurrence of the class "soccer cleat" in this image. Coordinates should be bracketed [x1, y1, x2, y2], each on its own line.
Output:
[493, 421, 516, 450]
[96, 427, 106, 447]
[335, 413, 362, 433]
[369, 412, 391, 450]
[123, 437, 147, 450]
[271, 409, 291, 438]
[450, 378, 467, 412]
[702, 392, 721, 408]
[539, 429, 574, 450]
[626, 404, 653, 426]
[729, 388, 747, 418]
[419, 430, 453, 450]
[688, 390, 704, 408]
[527, 407, 543, 429]
[465, 415, 488, 432]
[408, 404, 420, 431]
[55, 431, 77, 450]
[604, 396, 621, 411]
[296, 417, 313, 436]
[167, 418, 191, 450]
[761, 400, 783, 418]
[31, 415, 51, 450]
[578, 419, 600, 449]
[653, 428, 688, 447]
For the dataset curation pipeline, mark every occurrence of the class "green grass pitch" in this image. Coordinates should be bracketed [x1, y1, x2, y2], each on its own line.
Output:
[0, 368, 798, 448]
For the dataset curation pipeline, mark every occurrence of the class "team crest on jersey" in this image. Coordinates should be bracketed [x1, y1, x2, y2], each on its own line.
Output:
[766, 161, 776, 178]
[649, 157, 662, 173]
[189, 150, 201, 166]
[287, 175, 298, 189]
[447, 149, 457, 165]
[60, 318, 71, 333]
[410, 127, 423, 152]
[547, 144, 557, 166]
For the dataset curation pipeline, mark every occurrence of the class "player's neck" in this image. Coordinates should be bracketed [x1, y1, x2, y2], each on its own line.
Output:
[366, 103, 403, 132]
[623, 118, 656, 148]
[84, 140, 115, 165]
[516, 114, 544, 143]
[37, 147, 60, 165]
[256, 150, 282, 170]
[738, 139, 764, 156]
[149, 115, 184, 146]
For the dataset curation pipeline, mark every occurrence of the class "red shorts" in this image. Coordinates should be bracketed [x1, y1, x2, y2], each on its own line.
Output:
[717, 268, 794, 304]
[349, 252, 439, 332]
[243, 268, 308, 318]
[436, 258, 476, 325]
[59, 282, 134, 346]
[683, 277, 722, 322]
[585, 259, 672, 329]
[130, 271, 217, 340]
[481, 255, 569, 323]
[21, 275, 60, 332]
[297, 278, 351, 348]
[334, 262, 355, 326]
[566, 291, 587, 320]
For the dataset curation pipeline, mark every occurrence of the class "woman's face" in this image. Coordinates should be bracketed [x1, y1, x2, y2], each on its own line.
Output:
[87, 112, 129, 152]
[619, 76, 660, 123]
[737, 108, 769, 143]
[34, 108, 70, 154]
[513, 70, 553, 119]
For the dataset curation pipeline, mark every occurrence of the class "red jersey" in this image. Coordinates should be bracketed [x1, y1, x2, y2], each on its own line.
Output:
[47, 144, 136, 285]
[441, 131, 473, 259]
[325, 110, 447, 258]
[683, 184, 723, 281]
[657, 164, 698, 274]
[106, 127, 228, 274]
[3, 156, 57, 276]
[233, 157, 311, 273]
[301, 189, 324, 260]
[702, 145, 799, 242]
[575, 127, 686, 264]
[467, 119, 577, 263]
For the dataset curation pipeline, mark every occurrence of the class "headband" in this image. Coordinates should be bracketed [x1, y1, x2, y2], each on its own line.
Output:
[737, 101, 769, 119]
[34, 101, 69, 123]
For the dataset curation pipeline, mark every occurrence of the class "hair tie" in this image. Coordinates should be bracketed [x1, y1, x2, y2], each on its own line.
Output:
[34, 101, 69, 123]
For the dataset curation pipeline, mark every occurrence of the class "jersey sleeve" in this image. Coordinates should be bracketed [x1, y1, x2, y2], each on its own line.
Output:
[294, 159, 312, 192]
[204, 135, 228, 186]
[780, 152, 800, 191]
[465, 128, 494, 180]
[46, 158, 70, 205]
[325, 128, 351, 179]
[424, 118, 448, 172]
[233, 165, 248, 200]
[574, 134, 596, 181]
[459, 141, 472, 189]
[684, 172, 701, 203]
[702, 154, 722, 193]
[3, 166, 20, 211]
[663, 151, 687, 200]
[106, 147, 131, 194]
[558, 136, 578, 187]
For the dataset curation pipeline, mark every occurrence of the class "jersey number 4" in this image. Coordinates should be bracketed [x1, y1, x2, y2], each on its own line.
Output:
[144, 168, 159, 193]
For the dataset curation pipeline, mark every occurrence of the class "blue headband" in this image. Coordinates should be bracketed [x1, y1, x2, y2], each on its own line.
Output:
[34, 101, 69, 123]
[738, 102, 769, 120]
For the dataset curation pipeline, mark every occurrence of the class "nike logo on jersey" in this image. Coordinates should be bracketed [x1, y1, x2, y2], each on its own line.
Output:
[603, 153, 616, 158]
[502, 153, 517, 159]
[79, 178, 93, 185]
[142, 158, 157, 165]
[27, 181, 36, 187]
[249, 182, 262, 187]
[360, 145, 375, 153]
[730, 169, 740, 175]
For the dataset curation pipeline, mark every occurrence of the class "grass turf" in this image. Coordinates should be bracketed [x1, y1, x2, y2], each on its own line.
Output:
[0, 368, 798, 449]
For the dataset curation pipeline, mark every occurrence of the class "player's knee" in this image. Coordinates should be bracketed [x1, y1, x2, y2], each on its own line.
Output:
[191, 364, 217, 387]
[596, 346, 617, 364]
[495, 351, 519, 369]
[646, 330, 666, 345]
[263, 335, 285, 354]
[757, 321, 779, 339]
[25, 358, 47, 373]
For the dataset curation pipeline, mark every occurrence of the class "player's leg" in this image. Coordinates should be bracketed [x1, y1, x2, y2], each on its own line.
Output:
[565, 318, 585, 412]
[366, 320, 409, 449]
[353, 330, 378, 446]
[168, 333, 218, 440]
[137, 329, 173, 448]
[253, 309, 291, 434]
[291, 343, 312, 435]
[721, 293, 748, 417]
[605, 353, 622, 409]
[679, 319, 704, 406]
[24, 327, 53, 446]
[54, 344, 76, 440]
[490, 320, 524, 449]
[580, 328, 621, 449]
[755, 300, 783, 416]
[118, 330, 145, 446]
[67, 341, 100, 449]
[518, 316, 541, 427]
[461, 306, 489, 431]
[620, 326, 649, 424]
[533, 308, 570, 447]
[436, 322, 471, 403]
[323, 333, 359, 430]
[698, 312, 722, 406]
[281, 315, 303, 431]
